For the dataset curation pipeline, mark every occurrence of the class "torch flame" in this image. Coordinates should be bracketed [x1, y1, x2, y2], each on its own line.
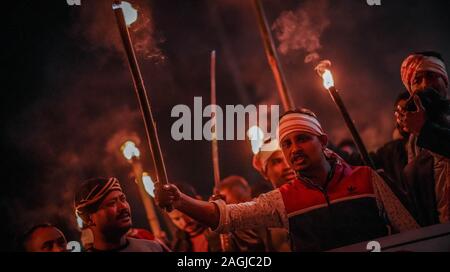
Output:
[76, 214, 84, 229]
[247, 126, 265, 155]
[314, 60, 334, 89]
[113, 1, 138, 26]
[121, 140, 140, 160]
[322, 69, 334, 89]
[142, 172, 155, 197]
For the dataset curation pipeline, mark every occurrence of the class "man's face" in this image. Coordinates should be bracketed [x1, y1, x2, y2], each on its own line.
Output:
[219, 185, 251, 204]
[339, 145, 356, 156]
[168, 209, 200, 234]
[265, 151, 296, 188]
[411, 71, 447, 96]
[280, 131, 327, 173]
[90, 190, 132, 237]
[25, 227, 67, 252]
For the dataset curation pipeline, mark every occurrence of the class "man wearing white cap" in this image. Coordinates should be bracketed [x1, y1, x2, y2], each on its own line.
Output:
[397, 51, 449, 157]
[252, 138, 295, 252]
[396, 51, 450, 225]
[155, 109, 419, 251]
[252, 138, 296, 189]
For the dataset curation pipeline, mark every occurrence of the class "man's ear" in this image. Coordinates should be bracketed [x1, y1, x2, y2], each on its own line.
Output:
[318, 134, 328, 148]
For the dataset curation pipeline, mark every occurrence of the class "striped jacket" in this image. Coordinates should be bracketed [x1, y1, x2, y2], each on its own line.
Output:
[213, 156, 419, 251]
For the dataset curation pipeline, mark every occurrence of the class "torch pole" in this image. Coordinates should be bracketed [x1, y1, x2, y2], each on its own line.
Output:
[211, 51, 221, 189]
[210, 50, 231, 252]
[327, 87, 376, 169]
[252, 0, 295, 112]
[113, 3, 169, 187]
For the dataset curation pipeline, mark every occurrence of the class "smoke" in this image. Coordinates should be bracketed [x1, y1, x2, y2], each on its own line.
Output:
[272, 0, 330, 64]
[6, 83, 144, 236]
[71, 0, 165, 62]
[314, 59, 332, 76]
[5, 0, 450, 250]
[2, 1, 174, 243]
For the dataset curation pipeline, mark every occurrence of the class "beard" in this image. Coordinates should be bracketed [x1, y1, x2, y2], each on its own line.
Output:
[103, 224, 131, 242]
[101, 216, 132, 241]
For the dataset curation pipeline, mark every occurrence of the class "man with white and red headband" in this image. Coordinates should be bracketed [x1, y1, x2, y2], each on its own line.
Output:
[395, 51, 450, 226]
[398, 51, 449, 156]
[155, 109, 419, 252]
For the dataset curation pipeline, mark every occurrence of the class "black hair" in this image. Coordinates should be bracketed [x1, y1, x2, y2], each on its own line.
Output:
[337, 139, 356, 149]
[171, 182, 198, 199]
[19, 223, 56, 251]
[215, 176, 249, 193]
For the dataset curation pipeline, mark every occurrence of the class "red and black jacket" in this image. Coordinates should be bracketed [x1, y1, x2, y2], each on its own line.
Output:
[279, 160, 389, 251]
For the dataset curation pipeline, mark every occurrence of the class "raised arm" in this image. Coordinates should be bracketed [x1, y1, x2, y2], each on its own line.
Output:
[155, 183, 221, 229]
[154, 183, 288, 233]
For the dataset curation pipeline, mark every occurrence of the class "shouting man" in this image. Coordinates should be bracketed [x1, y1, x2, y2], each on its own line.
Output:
[155, 109, 419, 252]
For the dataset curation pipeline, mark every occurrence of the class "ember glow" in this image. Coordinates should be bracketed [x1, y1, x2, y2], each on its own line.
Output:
[121, 140, 140, 160]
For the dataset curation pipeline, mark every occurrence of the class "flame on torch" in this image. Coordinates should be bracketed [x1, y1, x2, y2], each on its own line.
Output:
[113, 1, 138, 26]
[247, 126, 265, 155]
[121, 140, 140, 160]
[314, 59, 334, 89]
[142, 172, 155, 198]
[322, 70, 334, 89]
[76, 214, 84, 230]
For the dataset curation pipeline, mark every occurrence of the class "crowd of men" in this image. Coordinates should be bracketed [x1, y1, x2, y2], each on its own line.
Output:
[20, 51, 449, 252]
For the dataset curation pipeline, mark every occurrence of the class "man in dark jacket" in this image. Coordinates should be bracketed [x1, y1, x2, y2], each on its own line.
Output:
[373, 91, 410, 190]
[397, 51, 450, 225]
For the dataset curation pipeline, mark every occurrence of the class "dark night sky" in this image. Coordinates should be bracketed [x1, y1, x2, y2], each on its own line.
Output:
[1, 0, 449, 250]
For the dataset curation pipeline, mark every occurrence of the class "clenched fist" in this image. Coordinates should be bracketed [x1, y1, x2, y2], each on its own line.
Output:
[395, 95, 427, 135]
[154, 183, 181, 210]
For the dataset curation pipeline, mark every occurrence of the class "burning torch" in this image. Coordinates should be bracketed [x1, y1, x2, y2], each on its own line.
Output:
[121, 140, 163, 238]
[315, 61, 375, 169]
[252, 0, 295, 112]
[112, 2, 170, 207]
[248, 125, 265, 155]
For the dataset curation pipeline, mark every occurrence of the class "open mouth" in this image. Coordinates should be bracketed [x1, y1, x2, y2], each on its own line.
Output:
[282, 172, 296, 181]
[292, 153, 307, 164]
[117, 211, 131, 221]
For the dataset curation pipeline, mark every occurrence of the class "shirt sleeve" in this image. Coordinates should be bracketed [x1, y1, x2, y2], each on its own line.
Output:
[211, 189, 288, 234]
[371, 169, 420, 232]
